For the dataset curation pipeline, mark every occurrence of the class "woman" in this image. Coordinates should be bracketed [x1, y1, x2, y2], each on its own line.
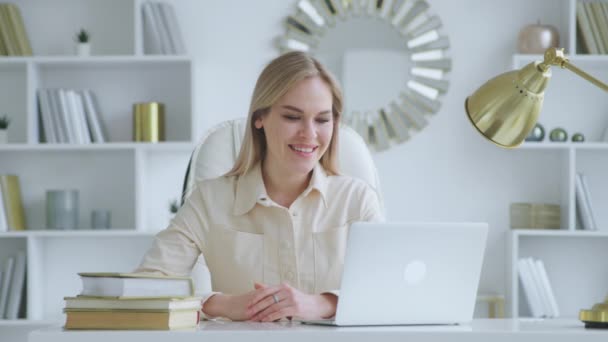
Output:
[136, 51, 383, 322]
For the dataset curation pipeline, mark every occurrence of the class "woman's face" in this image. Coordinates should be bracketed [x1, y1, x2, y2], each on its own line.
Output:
[255, 76, 334, 177]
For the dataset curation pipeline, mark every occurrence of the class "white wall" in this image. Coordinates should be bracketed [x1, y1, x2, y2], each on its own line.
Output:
[170, 0, 568, 295]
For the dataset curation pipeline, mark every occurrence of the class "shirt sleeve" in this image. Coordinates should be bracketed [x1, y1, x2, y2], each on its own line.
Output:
[360, 183, 385, 223]
[133, 184, 221, 318]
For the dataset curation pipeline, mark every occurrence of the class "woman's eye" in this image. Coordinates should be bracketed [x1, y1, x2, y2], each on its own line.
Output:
[284, 115, 299, 121]
[316, 119, 330, 124]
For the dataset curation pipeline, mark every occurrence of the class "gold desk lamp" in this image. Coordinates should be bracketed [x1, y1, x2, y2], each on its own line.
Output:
[465, 47, 608, 328]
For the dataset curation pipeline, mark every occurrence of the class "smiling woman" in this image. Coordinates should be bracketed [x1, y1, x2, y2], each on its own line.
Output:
[135, 51, 384, 322]
[278, 0, 452, 151]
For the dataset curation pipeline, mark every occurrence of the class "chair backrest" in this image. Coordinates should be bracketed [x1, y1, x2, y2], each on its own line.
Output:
[182, 119, 384, 210]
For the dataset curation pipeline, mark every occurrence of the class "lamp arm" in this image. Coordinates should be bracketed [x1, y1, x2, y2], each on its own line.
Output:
[538, 47, 608, 92]
[562, 62, 608, 92]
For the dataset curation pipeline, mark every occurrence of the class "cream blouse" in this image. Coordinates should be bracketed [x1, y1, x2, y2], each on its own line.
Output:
[135, 162, 383, 303]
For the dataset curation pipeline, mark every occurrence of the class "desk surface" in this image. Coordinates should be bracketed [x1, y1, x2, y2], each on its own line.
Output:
[29, 319, 608, 342]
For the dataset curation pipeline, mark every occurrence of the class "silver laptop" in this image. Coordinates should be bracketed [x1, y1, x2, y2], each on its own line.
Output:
[301, 222, 488, 326]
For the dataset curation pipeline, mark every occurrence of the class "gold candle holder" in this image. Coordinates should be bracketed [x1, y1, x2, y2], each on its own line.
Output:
[133, 102, 165, 142]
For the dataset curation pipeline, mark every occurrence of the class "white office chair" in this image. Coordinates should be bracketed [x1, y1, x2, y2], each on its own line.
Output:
[181, 119, 384, 294]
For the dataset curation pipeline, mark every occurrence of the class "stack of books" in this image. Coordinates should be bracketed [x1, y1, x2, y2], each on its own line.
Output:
[510, 203, 561, 229]
[575, 172, 597, 231]
[518, 257, 560, 318]
[141, 1, 186, 55]
[577, 1, 608, 54]
[37, 88, 108, 144]
[0, 250, 26, 319]
[64, 273, 201, 330]
[0, 3, 32, 56]
[0, 175, 27, 232]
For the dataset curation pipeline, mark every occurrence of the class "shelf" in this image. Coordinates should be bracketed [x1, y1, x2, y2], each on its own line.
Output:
[519, 142, 608, 150]
[512, 229, 608, 237]
[0, 319, 59, 327]
[0, 142, 194, 152]
[0, 55, 191, 65]
[0, 230, 156, 238]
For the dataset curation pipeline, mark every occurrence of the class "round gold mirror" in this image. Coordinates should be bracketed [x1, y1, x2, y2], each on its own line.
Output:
[278, 0, 452, 151]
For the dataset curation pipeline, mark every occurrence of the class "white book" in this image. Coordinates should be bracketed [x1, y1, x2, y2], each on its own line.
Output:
[5, 250, 26, 319]
[66, 90, 87, 144]
[57, 89, 77, 143]
[79, 273, 193, 298]
[579, 173, 598, 230]
[526, 257, 551, 318]
[160, 2, 186, 54]
[517, 258, 543, 318]
[0, 257, 15, 318]
[575, 173, 596, 230]
[81, 90, 107, 143]
[37, 89, 57, 143]
[585, 2, 606, 54]
[47, 89, 68, 143]
[142, 2, 162, 54]
[578, 2, 599, 54]
[150, 2, 172, 54]
[73, 91, 92, 144]
[0, 185, 8, 232]
[535, 259, 560, 318]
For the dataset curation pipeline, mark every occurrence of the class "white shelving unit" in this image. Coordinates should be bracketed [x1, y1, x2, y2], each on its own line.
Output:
[507, 0, 608, 319]
[0, 0, 195, 338]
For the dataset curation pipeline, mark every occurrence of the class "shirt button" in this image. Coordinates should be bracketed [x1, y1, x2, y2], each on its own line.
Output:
[291, 212, 297, 217]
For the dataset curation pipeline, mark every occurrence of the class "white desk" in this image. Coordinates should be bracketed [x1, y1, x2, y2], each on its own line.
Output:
[29, 319, 608, 342]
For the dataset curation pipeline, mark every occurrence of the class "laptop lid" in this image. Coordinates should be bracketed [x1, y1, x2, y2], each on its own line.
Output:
[333, 222, 488, 326]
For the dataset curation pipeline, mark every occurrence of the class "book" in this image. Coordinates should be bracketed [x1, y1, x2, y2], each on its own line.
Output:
[5, 250, 26, 319]
[0, 5, 18, 55]
[64, 296, 202, 311]
[142, 2, 162, 54]
[0, 184, 8, 232]
[575, 172, 597, 230]
[161, 2, 186, 54]
[64, 309, 199, 330]
[517, 258, 543, 318]
[81, 90, 107, 143]
[150, 2, 172, 54]
[526, 257, 551, 318]
[585, 2, 606, 54]
[0, 256, 14, 318]
[78, 273, 194, 298]
[0, 175, 27, 231]
[5, 3, 32, 56]
[577, 2, 598, 54]
[535, 259, 560, 318]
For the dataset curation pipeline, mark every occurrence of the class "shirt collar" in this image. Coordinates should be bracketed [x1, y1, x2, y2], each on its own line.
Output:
[232, 163, 329, 216]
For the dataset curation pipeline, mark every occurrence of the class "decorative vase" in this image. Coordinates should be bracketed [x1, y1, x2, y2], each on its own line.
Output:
[77, 43, 91, 56]
[517, 21, 559, 54]
[0, 129, 7, 144]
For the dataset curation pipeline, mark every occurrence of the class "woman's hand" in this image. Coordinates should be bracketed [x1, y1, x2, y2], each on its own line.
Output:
[247, 282, 337, 322]
[202, 290, 267, 321]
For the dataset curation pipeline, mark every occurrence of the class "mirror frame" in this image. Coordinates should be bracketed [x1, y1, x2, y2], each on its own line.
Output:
[278, 0, 452, 151]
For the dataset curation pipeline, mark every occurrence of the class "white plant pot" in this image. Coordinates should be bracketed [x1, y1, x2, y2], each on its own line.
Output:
[77, 43, 91, 56]
[0, 130, 7, 144]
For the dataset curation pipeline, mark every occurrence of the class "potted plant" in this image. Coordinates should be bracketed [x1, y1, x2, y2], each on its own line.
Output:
[0, 115, 9, 144]
[75, 28, 91, 56]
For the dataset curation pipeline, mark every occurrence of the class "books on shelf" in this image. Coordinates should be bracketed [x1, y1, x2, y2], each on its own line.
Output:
[575, 172, 597, 231]
[0, 3, 33, 56]
[65, 273, 200, 330]
[142, 1, 186, 55]
[78, 272, 194, 298]
[0, 251, 27, 319]
[510, 203, 561, 229]
[517, 257, 559, 318]
[37, 88, 108, 144]
[577, 1, 608, 54]
[0, 175, 27, 231]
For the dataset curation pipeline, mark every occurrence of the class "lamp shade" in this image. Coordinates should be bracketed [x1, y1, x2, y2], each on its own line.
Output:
[465, 62, 551, 148]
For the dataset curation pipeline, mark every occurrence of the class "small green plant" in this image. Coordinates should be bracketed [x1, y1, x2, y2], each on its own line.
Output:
[169, 199, 180, 214]
[0, 115, 9, 129]
[75, 28, 90, 43]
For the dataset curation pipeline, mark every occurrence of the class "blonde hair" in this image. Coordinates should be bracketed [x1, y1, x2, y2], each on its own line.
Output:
[225, 51, 343, 177]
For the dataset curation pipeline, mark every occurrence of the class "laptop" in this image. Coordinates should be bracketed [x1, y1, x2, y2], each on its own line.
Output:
[301, 222, 488, 326]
